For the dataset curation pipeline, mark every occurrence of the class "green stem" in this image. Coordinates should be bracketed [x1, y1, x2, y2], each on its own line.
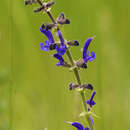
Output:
[66, 49, 81, 85]
[66, 49, 94, 130]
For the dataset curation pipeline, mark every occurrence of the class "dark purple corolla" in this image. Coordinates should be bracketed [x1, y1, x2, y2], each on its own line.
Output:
[72, 122, 90, 130]
[76, 38, 95, 68]
[40, 26, 56, 51]
[56, 29, 67, 55]
[53, 54, 64, 66]
[83, 38, 95, 64]
[40, 25, 67, 56]
[86, 91, 96, 107]
[53, 53, 71, 67]
[86, 91, 96, 128]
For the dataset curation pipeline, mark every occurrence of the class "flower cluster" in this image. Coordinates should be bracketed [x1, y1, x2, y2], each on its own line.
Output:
[40, 22, 96, 129]
[25, 0, 97, 130]
[40, 25, 68, 66]
[40, 24, 95, 68]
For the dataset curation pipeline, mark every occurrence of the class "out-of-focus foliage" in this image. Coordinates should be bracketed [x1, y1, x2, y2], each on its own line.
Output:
[0, 0, 130, 130]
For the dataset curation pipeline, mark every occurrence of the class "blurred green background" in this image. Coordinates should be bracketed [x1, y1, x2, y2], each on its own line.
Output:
[0, 0, 130, 130]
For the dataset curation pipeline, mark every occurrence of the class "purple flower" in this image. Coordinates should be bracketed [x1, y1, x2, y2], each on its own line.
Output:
[56, 29, 67, 55]
[86, 91, 96, 107]
[53, 54, 64, 66]
[40, 26, 56, 52]
[83, 38, 95, 63]
[90, 117, 94, 126]
[72, 122, 90, 130]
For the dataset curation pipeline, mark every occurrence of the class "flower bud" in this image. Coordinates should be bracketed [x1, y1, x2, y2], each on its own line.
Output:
[81, 63, 87, 68]
[81, 83, 93, 90]
[75, 59, 87, 69]
[69, 83, 79, 90]
[56, 12, 70, 25]
[45, 23, 56, 30]
[57, 19, 70, 24]
[49, 44, 56, 50]
[24, 0, 31, 5]
[67, 40, 79, 46]
[41, 24, 45, 29]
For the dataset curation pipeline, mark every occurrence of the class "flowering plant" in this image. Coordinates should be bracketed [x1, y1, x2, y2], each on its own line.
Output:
[25, 0, 97, 130]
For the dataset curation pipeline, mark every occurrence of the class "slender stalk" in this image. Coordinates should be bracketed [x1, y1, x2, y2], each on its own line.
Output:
[66, 49, 94, 130]
[46, 11, 56, 24]
[8, 0, 13, 130]
[38, 4, 94, 129]
[66, 49, 81, 85]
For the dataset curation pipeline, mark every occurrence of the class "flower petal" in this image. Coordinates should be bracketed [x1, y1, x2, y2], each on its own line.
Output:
[56, 62, 62, 66]
[56, 45, 67, 56]
[86, 91, 96, 107]
[83, 127, 90, 130]
[72, 122, 84, 130]
[56, 29, 67, 55]
[86, 100, 96, 107]
[90, 117, 94, 126]
[90, 91, 96, 103]
[57, 29, 64, 46]
[91, 100, 96, 106]
[40, 27, 54, 43]
[53, 54, 64, 66]
[88, 52, 95, 62]
[40, 42, 49, 52]
[83, 38, 93, 60]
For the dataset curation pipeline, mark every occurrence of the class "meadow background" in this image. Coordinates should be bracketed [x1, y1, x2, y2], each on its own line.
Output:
[0, 0, 130, 130]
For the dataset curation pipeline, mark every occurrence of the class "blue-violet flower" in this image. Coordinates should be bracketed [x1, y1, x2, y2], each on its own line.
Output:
[76, 38, 95, 68]
[72, 122, 90, 130]
[40, 26, 56, 51]
[83, 38, 95, 63]
[53, 53, 64, 66]
[86, 91, 96, 107]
